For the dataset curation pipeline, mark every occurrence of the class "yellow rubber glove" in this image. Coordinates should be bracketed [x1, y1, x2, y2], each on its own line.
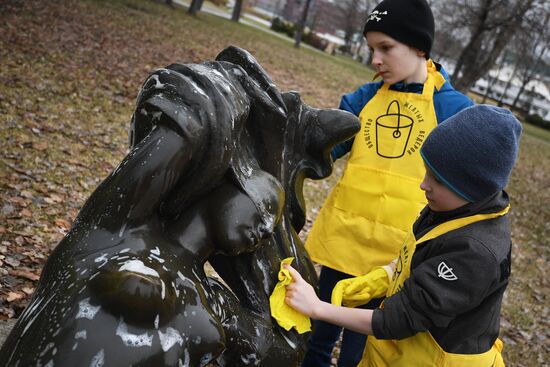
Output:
[269, 257, 311, 334]
[331, 266, 391, 308]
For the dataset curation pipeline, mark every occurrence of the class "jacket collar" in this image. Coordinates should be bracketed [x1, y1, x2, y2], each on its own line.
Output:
[414, 191, 510, 237]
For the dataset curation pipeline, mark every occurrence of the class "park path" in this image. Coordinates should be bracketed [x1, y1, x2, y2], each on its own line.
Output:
[174, 0, 324, 53]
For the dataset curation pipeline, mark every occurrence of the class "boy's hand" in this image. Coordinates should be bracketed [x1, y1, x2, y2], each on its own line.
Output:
[284, 265, 322, 318]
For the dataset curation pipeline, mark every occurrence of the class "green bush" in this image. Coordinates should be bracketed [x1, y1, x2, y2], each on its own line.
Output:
[525, 114, 550, 130]
[270, 18, 329, 52]
[302, 30, 328, 51]
[270, 17, 295, 38]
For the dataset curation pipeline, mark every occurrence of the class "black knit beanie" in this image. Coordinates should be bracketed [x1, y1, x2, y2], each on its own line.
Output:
[363, 0, 434, 58]
[420, 105, 522, 202]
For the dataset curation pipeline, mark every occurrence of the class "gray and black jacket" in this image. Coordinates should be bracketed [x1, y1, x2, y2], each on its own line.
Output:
[372, 191, 512, 354]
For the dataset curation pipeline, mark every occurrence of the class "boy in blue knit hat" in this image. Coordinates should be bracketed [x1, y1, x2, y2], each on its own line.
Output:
[285, 105, 522, 366]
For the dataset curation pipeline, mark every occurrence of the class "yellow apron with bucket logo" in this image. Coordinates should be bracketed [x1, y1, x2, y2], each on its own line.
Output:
[306, 60, 446, 276]
[360, 206, 510, 367]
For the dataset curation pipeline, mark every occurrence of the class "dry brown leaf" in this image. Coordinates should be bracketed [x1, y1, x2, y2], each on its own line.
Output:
[22, 287, 35, 295]
[32, 142, 48, 151]
[6, 292, 24, 303]
[19, 190, 35, 199]
[10, 269, 40, 281]
[54, 218, 71, 230]
[44, 194, 64, 204]
[14, 236, 26, 246]
[7, 196, 26, 205]
[19, 208, 32, 218]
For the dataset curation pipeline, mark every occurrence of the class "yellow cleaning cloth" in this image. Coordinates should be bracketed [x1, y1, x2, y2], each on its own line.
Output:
[269, 257, 311, 334]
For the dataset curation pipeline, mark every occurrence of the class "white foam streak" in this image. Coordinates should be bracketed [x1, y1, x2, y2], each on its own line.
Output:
[76, 298, 101, 320]
[119, 260, 159, 277]
[158, 327, 184, 352]
[89, 349, 105, 367]
[115, 319, 153, 347]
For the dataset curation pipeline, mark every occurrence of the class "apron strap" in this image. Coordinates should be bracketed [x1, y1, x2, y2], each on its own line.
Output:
[426, 59, 446, 91]
[416, 206, 510, 245]
[492, 338, 505, 367]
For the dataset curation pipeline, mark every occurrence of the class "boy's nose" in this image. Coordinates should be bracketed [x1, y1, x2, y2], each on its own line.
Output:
[371, 52, 382, 66]
[420, 178, 429, 191]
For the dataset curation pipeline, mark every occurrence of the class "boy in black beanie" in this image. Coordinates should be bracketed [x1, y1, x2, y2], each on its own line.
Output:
[303, 0, 473, 365]
[287, 105, 522, 367]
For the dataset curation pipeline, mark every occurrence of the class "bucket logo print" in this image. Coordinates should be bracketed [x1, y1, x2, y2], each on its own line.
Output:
[362, 100, 426, 158]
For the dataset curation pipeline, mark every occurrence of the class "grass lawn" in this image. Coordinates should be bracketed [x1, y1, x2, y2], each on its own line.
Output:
[521, 121, 550, 143]
[0, 0, 548, 365]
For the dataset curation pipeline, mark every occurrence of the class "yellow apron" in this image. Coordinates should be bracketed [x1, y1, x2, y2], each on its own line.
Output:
[306, 60, 446, 276]
[361, 206, 510, 367]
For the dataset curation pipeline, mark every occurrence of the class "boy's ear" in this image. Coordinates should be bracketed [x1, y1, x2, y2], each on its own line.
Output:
[415, 49, 427, 59]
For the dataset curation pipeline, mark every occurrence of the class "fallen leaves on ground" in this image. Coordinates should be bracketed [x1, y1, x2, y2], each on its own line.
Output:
[0, 0, 548, 365]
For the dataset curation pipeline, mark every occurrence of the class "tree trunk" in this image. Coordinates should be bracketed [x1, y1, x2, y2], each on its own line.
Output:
[188, 0, 204, 15]
[294, 0, 313, 48]
[497, 60, 519, 106]
[232, 0, 244, 22]
[451, 0, 490, 88]
[511, 44, 547, 110]
[451, 0, 535, 93]
[481, 61, 503, 104]
[451, 32, 483, 88]
[511, 11, 549, 110]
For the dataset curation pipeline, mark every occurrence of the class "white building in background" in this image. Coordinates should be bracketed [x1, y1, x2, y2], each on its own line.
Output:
[251, 0, 286, 17]
[470, 66, 550, 121]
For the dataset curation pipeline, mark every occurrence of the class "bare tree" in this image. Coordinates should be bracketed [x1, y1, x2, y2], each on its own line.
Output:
[232, 0, 244, 22]
[188, 0, 204, 15]
[497, 56, 519, 106]
[431, 2, 466, 62]
[481, 56, 504, 103]
[294, 0, 314, 48]
[511, 9, 549, 110]
[337, 0, 368, 52]
[448, 0, 538, 93]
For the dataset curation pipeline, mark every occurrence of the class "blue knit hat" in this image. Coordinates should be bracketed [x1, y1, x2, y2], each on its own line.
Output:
[420, 105, 522, 202]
